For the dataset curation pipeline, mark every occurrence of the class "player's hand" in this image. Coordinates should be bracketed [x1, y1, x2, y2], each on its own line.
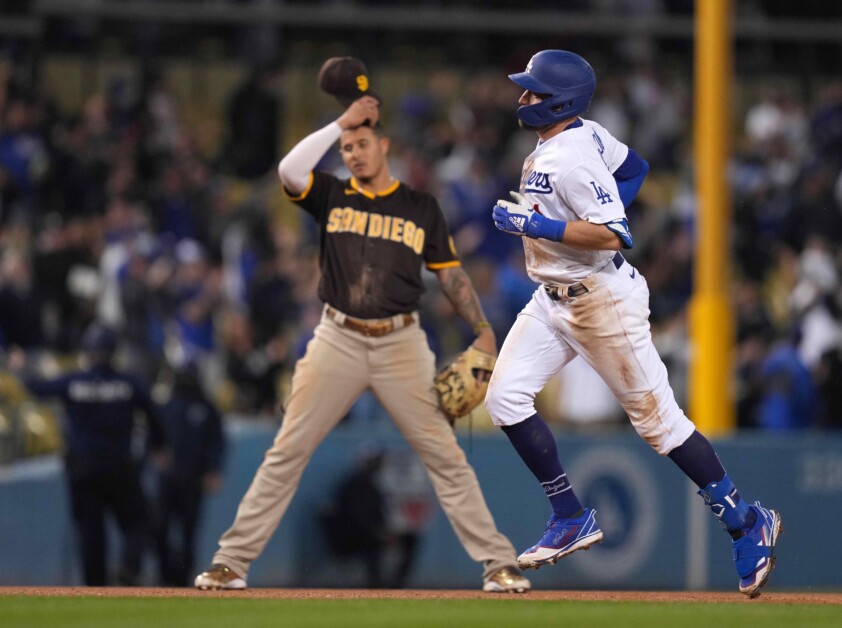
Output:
[492, 191, 567, 241]
[508, 191, 528, 205]
[471, 326, 497, 360]
[337, 96, 380, 130]
[492, 197, 531, 237]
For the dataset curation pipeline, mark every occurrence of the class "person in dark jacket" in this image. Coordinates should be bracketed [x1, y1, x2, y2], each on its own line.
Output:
[155, 361, 226, 586]
[17, 322, 167, 586]
[320, 450, 388, 588]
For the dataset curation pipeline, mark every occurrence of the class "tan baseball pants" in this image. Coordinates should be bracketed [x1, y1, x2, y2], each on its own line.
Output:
[213, 306, 518, 580]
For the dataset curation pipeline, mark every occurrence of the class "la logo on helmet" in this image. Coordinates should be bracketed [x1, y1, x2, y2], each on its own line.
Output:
[526, 57, 535, 73]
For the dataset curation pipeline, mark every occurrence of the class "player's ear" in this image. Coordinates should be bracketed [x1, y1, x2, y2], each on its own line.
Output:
[379, 136, 390, 157]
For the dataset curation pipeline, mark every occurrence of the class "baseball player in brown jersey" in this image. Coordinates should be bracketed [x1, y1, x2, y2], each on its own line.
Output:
[194, 95, 530, 593]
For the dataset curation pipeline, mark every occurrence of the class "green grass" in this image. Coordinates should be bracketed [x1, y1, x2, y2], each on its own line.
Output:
[1, 597, 840, 628]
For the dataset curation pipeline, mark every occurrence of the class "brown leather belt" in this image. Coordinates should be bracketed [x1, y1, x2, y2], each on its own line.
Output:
[544, 252, 625, 301]
[325, 305, 416, 337]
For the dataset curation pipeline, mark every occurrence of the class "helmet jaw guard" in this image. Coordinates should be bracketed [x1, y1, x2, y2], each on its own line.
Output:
[509, 50, 596, 128]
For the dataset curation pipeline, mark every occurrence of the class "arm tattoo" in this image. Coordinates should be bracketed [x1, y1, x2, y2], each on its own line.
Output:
[438, 267, 487, 329]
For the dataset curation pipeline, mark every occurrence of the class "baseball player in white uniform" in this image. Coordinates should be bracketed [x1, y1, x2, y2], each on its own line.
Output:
[487, 50, 782, 597]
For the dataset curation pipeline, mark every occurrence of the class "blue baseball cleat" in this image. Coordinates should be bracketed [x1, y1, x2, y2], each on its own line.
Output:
[517, 508, 603, 569]
[734, 502, 782, 597]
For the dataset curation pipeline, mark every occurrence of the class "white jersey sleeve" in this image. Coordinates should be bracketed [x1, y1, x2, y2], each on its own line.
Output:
[586, 119, 629, 174]
[278, 121, 342, 194]
[555, 120, 627, 224]
[558, 160, 626, 224]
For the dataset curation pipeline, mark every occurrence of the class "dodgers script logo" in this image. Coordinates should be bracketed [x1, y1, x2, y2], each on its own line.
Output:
[523, 170, 553, 194]
[520, 158, 553, 194]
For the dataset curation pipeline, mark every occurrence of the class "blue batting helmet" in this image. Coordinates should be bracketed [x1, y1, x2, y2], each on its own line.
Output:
[508, 50, 596, 127]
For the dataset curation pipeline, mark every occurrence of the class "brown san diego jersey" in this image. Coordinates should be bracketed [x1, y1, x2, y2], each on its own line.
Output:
[285, 172, 460, 319]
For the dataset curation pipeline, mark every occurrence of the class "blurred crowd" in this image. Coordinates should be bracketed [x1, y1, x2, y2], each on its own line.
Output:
[729, 82, 842, 430]
[0, 60, 309, 423]
[1, 39, 842, 469]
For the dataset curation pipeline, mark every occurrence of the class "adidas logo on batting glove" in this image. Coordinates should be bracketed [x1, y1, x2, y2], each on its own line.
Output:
[492, 191, 567, 242]
[493, 191, 534, 237]
[508, 215, 526, 231]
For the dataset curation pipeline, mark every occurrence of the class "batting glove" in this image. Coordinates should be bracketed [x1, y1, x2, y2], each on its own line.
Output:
[492, 191, 567, 242]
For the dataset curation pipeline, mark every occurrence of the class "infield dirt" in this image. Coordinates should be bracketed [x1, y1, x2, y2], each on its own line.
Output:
[1, 587, 840, 604]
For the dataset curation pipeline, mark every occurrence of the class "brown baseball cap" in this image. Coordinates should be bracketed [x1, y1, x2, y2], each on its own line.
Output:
[317, 56, 381, 108]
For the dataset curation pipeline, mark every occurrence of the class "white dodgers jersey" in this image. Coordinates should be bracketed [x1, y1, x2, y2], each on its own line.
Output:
[519, 118, 629, 285]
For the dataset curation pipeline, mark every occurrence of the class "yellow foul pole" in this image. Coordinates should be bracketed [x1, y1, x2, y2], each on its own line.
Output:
[689, 0, 735, 434]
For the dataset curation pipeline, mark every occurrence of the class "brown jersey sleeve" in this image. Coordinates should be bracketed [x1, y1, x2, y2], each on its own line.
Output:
[422, 195, 461, 270]
[283, 171, 340, 222]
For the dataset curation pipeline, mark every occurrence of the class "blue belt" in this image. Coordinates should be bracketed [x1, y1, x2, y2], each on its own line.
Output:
[544, 252, 624, 301]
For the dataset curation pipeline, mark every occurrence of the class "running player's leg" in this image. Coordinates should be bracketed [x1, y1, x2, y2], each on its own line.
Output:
[486, 293, 582, 519]
[485, 292, 602, 568]
[557, 271, 694, 455]
[561, 268, 779, 595]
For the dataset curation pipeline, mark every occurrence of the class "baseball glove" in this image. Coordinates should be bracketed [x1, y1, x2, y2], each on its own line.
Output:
[434, 346, 497, 423]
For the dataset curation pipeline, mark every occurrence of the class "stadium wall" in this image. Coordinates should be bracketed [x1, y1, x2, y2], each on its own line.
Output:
[1, 419, 840, 591]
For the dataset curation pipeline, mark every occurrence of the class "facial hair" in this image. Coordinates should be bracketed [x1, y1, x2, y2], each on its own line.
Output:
[518, 118, 554, 133]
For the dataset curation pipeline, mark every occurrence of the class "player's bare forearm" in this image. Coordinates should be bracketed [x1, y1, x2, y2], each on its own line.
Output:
[436, 266, 496, 352]
[436, 266, 488, 328]
[562, 221, 623, 251]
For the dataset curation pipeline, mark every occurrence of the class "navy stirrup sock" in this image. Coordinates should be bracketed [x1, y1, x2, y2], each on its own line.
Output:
[668, 430, 727, 489]
[501, 414, 583, 519]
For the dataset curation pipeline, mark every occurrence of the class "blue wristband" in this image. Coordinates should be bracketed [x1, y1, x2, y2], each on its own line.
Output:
[531, 213, 567, 241]
[550, 218, 567, 242]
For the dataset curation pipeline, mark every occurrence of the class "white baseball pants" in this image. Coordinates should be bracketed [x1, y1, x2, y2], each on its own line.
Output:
[486, 257, 695, 455]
